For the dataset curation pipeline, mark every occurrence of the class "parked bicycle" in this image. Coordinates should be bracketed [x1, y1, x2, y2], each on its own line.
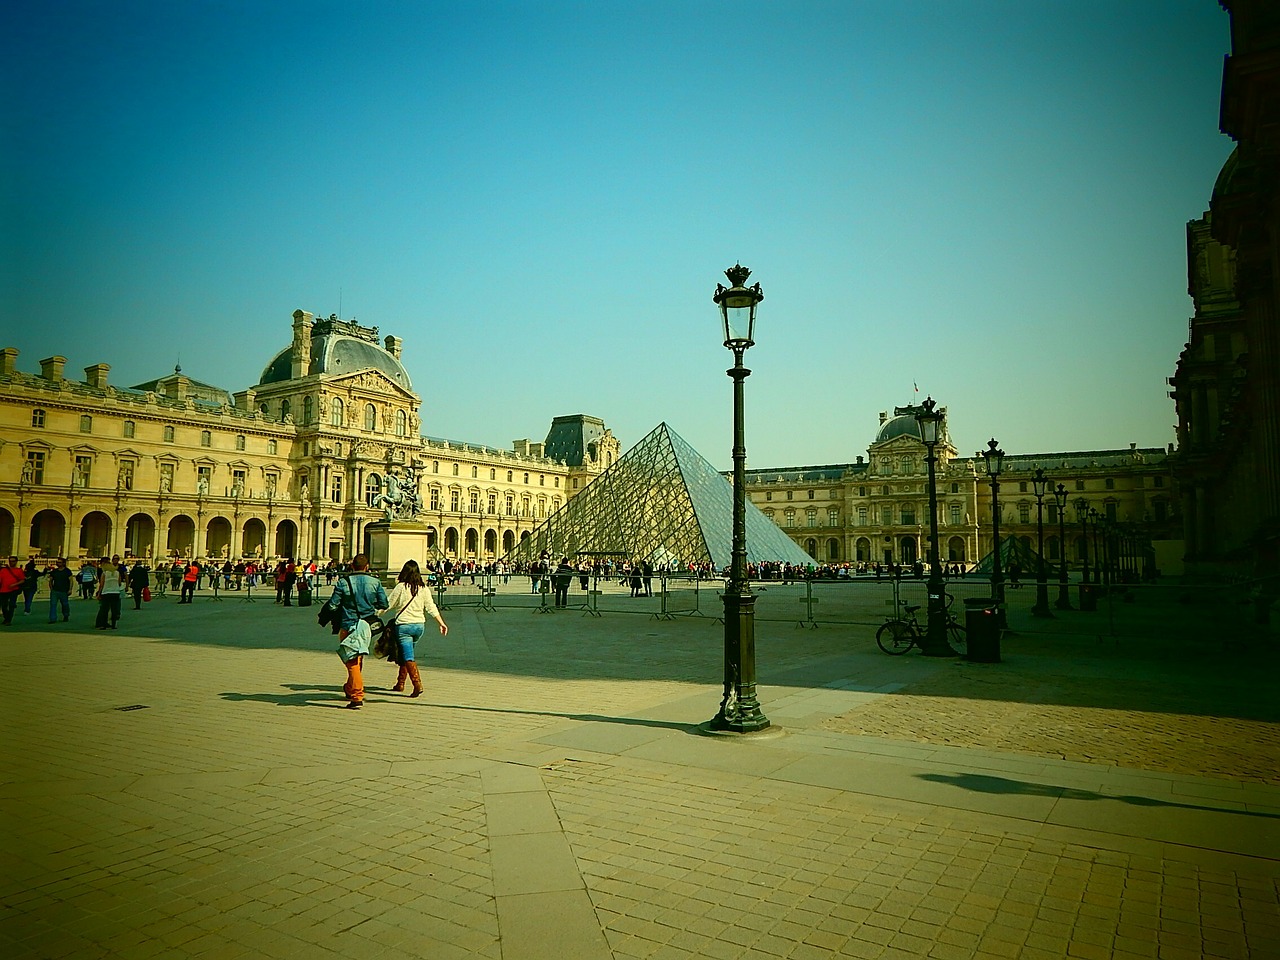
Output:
[876, 595, 967, 656]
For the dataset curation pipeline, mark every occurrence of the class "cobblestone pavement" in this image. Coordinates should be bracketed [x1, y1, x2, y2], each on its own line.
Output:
[2, 590, 1278, 959]
[823, 664, 1280, 785]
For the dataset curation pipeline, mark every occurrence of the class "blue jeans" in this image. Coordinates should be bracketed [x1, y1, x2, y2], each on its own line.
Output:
[396, 621, 424, 662]
[49, 590, 70, 622]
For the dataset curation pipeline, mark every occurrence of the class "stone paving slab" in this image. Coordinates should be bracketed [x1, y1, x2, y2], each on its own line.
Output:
[1, 596, 1278, 959]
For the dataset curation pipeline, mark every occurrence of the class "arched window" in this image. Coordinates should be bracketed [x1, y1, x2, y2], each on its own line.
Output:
[331, 397, 344, 427]
[280, 399, 291, 420]
[364, 403, 377, 431]
[365, 473, 382, 507]
[395, 410, 407, 437]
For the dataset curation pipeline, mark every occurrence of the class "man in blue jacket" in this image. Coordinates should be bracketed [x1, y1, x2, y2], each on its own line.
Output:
[326, 554, 388, 709]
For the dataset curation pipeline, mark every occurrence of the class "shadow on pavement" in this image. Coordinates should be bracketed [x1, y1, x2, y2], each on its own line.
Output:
[919, 772, 1280, 819]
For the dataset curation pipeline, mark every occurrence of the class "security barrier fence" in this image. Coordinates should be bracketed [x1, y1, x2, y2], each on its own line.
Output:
[402, 569, 1273, 645]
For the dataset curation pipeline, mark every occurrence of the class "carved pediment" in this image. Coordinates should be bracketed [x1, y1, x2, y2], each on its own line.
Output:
[327, 369, 417, 400]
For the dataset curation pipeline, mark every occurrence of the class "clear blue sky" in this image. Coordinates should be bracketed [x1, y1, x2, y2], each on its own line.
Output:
[2, 1, 1233, 470]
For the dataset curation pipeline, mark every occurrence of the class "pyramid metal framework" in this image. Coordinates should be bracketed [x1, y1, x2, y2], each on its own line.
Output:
[503, 422, 815, 570]
[970, 534, 1046, 576]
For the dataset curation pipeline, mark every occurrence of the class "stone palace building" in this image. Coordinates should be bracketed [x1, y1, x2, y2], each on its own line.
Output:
[0, 311, 619, 564]
[1, 310, 1179, 572]
[743, 408, 1178, 573]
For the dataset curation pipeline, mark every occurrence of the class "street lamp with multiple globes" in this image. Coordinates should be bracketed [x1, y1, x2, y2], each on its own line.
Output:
[1053, 483, 1073, 610]
[1030, 468, 1054, 617]
[708, 264, 770, 733]
[911, 397, 953, 656]
[980, 439, 1007, 627]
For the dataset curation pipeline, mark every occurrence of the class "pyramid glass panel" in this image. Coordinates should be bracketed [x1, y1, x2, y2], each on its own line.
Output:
[505, 423, 814, 570]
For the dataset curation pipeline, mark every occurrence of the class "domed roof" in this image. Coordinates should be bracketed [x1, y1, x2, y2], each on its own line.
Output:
[1211, 146, 1240, 204]
[258, 328, 412, 390]
[875, 414, 922, 443]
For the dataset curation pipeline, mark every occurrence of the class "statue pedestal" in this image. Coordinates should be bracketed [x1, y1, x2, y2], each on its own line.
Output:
[365, 521, 430, 579]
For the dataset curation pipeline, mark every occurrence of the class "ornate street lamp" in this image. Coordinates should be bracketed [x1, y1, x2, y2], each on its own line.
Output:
[1053, 483, 1072, 610]
[1089, 508, 1106, 588]
[1074, 498, 1095, 611]
[1098, 513, 1113, 589]
[708, 264, 770, 732]
[1030, 468, 1053, 617]
[980, 439, 1006, 627]
[910, 397, 952, 656]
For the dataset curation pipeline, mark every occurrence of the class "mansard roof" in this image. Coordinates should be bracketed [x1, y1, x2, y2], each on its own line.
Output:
[258, 318, 413, 391]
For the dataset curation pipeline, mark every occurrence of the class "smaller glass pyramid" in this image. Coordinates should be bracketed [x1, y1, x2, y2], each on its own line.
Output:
[504, 422, 815, 570]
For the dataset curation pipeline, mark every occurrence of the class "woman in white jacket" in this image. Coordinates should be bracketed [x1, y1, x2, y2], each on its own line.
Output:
[383, 559, 448, 696]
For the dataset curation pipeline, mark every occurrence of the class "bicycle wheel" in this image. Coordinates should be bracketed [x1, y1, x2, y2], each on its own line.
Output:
[946, 620, 967, 657]
[876, 620, 917, 655]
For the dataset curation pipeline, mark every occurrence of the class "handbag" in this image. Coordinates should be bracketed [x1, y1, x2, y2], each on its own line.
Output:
[142, 586, 151, 602]
[374, 619, 399, 660]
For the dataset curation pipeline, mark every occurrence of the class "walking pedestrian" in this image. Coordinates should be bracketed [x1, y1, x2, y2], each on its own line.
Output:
[21, 558, 40, 614]
[0, 556, 24, 625]
[383, 560, 448, 697]
[79, 560, 98, 599]
[95, 556, 124, 629]
[325, 554, 389, 709]
[180, 560, 199, 603]
[128, 561, 149, 610]
[553, 557, 573, 608]
[46, 558, 73, 622]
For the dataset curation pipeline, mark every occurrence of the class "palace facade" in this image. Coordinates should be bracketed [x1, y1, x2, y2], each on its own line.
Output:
[0, 311, 619, 563]
[1169, 1, 1279, 578]
[744, 408, 1179, 572]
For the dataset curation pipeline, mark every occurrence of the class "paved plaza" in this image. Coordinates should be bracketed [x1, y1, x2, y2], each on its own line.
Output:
[3, 582, 1278, 959]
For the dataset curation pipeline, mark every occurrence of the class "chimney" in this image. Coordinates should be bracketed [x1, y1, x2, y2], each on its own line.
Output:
[1130, 442, 1137, 451]
[384, 335, 403, 360]
[879, 411, 888, 425]
[84, 363, 110, 389]
[0, 348, 17, 377]
[291, 310, 314, 379]
[234, 387, 257, 412]
[39, 355, 67, 380]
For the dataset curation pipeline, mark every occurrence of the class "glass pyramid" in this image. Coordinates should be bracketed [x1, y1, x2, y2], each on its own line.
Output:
[504, 422, 815, 570]
[970, 534, 1046, 575]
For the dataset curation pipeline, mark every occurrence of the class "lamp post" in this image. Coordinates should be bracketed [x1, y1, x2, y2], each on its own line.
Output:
[1074, 498, 1095, 611]
[1030, 468, 1053, 617]
[911, 397, 952, 656]
[1053, 483, 1072, 610]
[1088, 508, 1102, 586]
[980, 439, 1006, 628]
[708, 264, 770, 732]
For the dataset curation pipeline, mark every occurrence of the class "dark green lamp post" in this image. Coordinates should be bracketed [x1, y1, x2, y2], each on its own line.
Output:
[1030, 468, 1054, 618]
[913, 397, 953, 656]
[980, 439, 1007, 628]
[1053, 483, 1072, 609]
[708, 264, 770, 732]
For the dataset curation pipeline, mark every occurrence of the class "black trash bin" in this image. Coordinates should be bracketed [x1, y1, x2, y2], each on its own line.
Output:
[1078, 583, 1097, 612]
[964, 597, 1001, 662]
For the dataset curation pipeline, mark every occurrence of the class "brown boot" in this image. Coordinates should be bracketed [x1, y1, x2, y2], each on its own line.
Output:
[391, 663, 407, 692]
[407, 662, 423, 698]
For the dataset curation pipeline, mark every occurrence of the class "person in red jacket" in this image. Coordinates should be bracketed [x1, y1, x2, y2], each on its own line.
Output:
[1, 556, 27, 624]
